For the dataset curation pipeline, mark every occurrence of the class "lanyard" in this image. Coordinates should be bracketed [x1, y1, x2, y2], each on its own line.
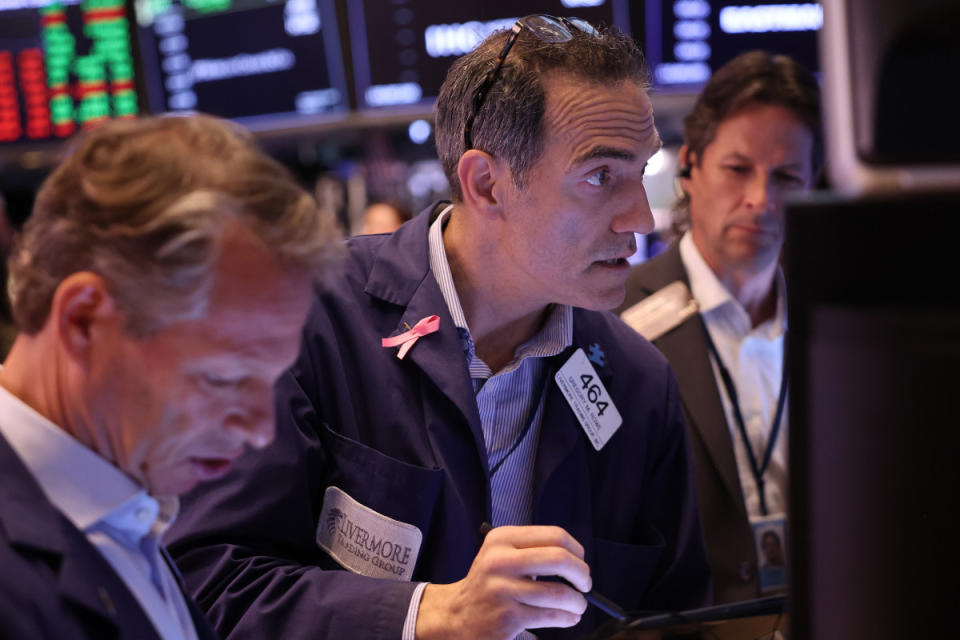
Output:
[487, 364, 551, 477]
[702, 325, 789, 516]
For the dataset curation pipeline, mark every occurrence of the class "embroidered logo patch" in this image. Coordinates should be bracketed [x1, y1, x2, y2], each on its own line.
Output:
[316, 486, 423, 581]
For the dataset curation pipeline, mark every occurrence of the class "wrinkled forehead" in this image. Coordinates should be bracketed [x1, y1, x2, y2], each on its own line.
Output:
[541, 74, 660, 164]
[709, 103, 815, 164]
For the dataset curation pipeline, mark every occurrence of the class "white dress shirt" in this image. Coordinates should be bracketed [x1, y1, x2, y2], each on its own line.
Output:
[679, 232, 789, 519]
[0, 380, 199, 640]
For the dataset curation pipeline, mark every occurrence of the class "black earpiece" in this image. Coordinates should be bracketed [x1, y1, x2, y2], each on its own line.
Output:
[678, 148, 692, 179]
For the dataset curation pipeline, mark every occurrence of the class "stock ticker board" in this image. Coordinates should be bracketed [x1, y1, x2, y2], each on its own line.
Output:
[0, 0, 140, 144]
[133, 0, 348, 128]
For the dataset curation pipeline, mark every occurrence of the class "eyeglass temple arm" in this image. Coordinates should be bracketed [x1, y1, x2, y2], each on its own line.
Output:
[463, 25, 523, 149]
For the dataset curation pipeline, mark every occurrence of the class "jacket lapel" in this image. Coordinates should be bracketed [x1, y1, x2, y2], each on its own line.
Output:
[363, 204, 491, 518]
[625, 244, 746, 513]
[0, 434, 159, 640]
[532, 325, 617, 546]
[534, 369, 593, 548]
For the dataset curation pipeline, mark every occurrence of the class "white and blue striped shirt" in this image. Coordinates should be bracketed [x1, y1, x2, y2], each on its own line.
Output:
[428, 205, 573, 526]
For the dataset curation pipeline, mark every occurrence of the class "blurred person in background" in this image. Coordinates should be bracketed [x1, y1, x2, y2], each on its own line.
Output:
[357, 199, 413, 235]
[0, 115, 341, 639]
[617, 50, 821, 603]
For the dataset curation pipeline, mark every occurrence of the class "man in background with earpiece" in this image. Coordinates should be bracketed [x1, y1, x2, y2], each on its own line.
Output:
[617, 51, 822, 604]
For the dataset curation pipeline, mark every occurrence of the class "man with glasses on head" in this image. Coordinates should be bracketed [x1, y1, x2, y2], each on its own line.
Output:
[169, 17, 710, 640]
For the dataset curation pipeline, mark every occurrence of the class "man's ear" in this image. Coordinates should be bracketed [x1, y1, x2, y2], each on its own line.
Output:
[456, 149, 508, 220]
[51, 272, 120, 367]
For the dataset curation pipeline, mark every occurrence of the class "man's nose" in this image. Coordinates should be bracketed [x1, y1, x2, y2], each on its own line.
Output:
[745, 173, 773, 213]
[612, 192, 655, 235]
[224, 392, 276, 450]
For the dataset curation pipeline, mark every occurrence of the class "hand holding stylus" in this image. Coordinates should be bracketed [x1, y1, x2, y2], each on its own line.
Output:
[415, 524, 591, 640]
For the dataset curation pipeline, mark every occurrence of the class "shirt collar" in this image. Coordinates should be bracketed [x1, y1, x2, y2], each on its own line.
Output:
[0, 377, 174, 539]
[427, 207, 573, 373]
[679, 231, 787, 336]
[427, 205, 469, 331]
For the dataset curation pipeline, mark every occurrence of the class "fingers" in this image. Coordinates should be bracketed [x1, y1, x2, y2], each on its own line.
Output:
[480, 526, 592, 593]
[415, 578, 584, 640]
[512, 576, 589, 614]
[513, 602, 584, 630]
[414, 525, 595, 639]
[485, 525, 586, 559]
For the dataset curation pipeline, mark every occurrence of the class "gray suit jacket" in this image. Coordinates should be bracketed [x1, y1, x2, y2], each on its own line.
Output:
[616, 241, 760, 604]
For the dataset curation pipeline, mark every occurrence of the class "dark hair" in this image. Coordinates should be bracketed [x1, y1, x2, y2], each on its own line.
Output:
[674, 50, 822, 231]
[435, 23, 649, 201]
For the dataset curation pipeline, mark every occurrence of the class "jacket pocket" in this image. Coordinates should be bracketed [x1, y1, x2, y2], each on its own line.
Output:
[591, 523, 666, 611]
[315, 423, 445, 556]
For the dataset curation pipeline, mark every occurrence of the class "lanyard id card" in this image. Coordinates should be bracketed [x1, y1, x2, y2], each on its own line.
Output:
[752, 513, 788, 594]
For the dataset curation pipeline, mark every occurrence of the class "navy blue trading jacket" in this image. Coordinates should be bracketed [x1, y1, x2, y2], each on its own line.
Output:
[167, 202, 711, 639]
[0, 431, 219, 640]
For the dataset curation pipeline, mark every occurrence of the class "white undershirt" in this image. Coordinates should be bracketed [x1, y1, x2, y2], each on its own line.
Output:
[679, 232, 789, 519]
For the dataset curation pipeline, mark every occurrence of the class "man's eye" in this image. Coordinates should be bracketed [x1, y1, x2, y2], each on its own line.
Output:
[202, 372, 240, 387]
[775, 172, 804, 186]
[586, 168, 610, 187]
[725, 165, 751, 175]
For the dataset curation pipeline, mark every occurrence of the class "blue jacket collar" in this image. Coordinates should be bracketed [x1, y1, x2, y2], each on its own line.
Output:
[363, 201, 448, 307]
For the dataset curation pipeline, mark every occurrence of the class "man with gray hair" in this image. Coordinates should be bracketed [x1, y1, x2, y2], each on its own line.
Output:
[0, 114, 341, 639]
[170, 17, 710, 640]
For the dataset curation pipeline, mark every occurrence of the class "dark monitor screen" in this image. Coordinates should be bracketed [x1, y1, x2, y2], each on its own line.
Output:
[133, 0, 348, 128]
[786, 192, 960, 640]
[347, 0, 631, 110]
[0, 0, 142, 145]
[638, 0, 821, 88]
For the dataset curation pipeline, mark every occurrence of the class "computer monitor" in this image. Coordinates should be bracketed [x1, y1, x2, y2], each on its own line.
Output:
[819, 0, 960, 192]
[133, 0, 348, 130]
[0, 0, 143, 145]
[637, 0, 821, 89]
[786, 191, 960, 639]
[347, 0, 631, 111]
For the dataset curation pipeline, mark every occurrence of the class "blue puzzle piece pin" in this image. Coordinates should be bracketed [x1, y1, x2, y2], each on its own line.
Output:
[587, 343, 606, 368]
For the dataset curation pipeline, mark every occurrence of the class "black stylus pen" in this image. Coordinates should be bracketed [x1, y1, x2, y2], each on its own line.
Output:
[479, 522, 629, 622]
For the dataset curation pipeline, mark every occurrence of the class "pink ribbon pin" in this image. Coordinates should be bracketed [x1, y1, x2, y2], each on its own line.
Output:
[381, 315, 440, 360]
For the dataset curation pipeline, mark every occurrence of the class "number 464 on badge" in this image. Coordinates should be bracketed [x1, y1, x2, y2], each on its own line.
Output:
[555, 348, 623, 451]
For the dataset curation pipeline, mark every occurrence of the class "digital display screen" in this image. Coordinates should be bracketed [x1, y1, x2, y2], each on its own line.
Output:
[133, 0, 348, 128]
[347, 0, 631, 110]
[0, 0, 141, 144]
[640, 0, 821, 88]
